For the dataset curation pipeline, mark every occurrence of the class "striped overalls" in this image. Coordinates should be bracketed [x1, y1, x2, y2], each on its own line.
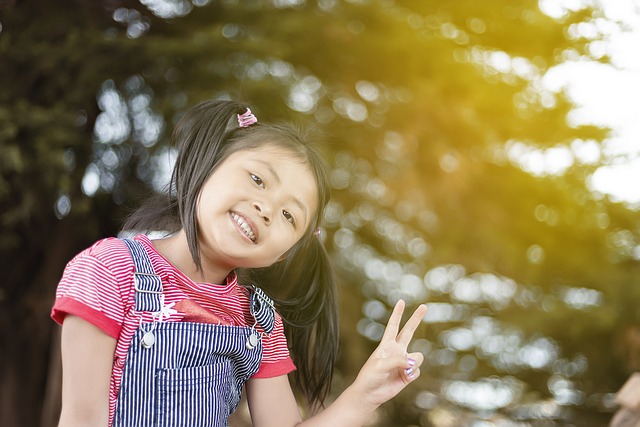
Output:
[112, 239, 275, 427]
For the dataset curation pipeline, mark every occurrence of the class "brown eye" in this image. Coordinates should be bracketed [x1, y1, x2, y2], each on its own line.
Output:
[282, 210, 295, 225]
[250, 174, 265, 188]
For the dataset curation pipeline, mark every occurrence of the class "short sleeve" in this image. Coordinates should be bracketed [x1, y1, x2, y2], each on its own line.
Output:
[253, 312, 296, 378]
[51, 238, 134, 339]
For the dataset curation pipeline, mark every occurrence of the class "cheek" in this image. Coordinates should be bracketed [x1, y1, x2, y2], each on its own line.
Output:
[275, 239, 298, 262]
[278, 233, 298, 255]
[274, 229, 302, 256]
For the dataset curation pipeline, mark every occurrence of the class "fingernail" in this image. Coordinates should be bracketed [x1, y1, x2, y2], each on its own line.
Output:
[405, 367, 415, 380]
[407, 358, 416, 367]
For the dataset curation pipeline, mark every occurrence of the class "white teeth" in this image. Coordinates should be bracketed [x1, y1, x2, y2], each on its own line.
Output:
[231, 213, 256, 242]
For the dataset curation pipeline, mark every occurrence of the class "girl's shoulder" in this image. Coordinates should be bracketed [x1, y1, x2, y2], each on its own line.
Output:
[62, 235, 155, 306]
[77, 236, 136, 269]
[63, 236, 142, 288]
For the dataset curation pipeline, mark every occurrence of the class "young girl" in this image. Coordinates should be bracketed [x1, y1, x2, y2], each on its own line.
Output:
[52, 99, 427, 427]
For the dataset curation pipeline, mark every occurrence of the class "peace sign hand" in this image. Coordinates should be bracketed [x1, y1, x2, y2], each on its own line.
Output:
[351, 300, 428, 410]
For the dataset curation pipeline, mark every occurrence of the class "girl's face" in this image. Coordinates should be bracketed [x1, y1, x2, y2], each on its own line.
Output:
[196, 144, 318, 272]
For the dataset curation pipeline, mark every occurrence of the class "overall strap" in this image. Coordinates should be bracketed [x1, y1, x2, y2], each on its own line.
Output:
[122, 238, 163, 313]
[249, 285, 275, 334]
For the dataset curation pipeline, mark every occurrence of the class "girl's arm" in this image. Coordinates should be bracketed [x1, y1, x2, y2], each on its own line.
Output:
[246, 300, 428, 427]
[57, 315, 116, 427]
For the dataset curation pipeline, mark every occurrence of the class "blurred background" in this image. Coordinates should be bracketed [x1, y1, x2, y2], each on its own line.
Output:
[1, 0, 640, 426]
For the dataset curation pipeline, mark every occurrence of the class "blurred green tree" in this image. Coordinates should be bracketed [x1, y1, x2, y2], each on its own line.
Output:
[1, 0, 638, 426]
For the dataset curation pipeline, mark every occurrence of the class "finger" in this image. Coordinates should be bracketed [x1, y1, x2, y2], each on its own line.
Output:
[404, 366, 421, 383]
[380, 299, 405, 342]
[403, 352, 423, 383]
[374, 351, 410, 373]
[396, 304, 427, 347]
[407, 351, 424, 369]
[374, 349, 424, 373]
[401, 351, 424, 382]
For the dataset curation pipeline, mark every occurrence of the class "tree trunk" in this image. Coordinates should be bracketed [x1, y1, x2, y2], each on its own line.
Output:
[0, 217, 86, 426]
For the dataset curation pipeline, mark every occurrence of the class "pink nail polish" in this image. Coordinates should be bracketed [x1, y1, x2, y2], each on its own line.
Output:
[407, 358, 416, 367]
[405, 367, 415, 379]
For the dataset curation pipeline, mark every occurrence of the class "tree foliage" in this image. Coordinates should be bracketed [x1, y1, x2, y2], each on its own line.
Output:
[1, 0, 638, 426]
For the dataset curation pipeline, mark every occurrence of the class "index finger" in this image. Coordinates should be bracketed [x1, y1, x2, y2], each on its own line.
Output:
[396, 304, 427, 347]
[380, 299, 406, 342]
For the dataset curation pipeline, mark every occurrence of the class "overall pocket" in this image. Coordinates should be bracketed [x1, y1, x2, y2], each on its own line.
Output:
[156, 361, 232, 427]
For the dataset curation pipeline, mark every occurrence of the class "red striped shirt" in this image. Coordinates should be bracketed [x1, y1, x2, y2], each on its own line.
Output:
[52, 234, 295, 421]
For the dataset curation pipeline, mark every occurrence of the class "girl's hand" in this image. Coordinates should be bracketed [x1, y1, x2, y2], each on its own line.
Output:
[247, 300, 428, 427]
[351, 300, 428, 410]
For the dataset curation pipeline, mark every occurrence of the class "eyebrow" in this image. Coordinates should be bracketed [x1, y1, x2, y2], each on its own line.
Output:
[255, 159, 309, 222]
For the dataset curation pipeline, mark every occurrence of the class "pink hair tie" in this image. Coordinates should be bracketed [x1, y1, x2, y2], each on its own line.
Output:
[238, 108, 258, 127]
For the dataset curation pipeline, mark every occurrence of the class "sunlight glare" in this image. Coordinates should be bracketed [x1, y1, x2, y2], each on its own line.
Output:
[540, 0, 640, 205]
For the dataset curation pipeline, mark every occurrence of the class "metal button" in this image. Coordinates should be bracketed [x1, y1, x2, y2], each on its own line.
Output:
[141, 331, 155, 349]
[246, 333, 259, 350]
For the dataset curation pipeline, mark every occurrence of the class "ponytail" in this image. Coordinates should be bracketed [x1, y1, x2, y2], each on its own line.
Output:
[239, 234, 339, 408]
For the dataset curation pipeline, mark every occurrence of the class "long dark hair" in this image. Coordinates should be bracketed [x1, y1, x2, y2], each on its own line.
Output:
[123, 99, 338, 407]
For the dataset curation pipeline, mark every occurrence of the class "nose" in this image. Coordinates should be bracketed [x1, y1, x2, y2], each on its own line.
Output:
[253, 201, 272, 224]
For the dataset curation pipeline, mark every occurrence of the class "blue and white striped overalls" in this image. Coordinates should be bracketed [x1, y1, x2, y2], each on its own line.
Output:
[113, 239, 275, 427]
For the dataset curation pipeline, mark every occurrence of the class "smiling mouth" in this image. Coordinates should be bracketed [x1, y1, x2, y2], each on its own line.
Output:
[230, 212, 257, 243]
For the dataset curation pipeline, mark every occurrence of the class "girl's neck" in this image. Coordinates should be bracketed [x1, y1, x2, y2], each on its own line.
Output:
[152, 230, 232, 285]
